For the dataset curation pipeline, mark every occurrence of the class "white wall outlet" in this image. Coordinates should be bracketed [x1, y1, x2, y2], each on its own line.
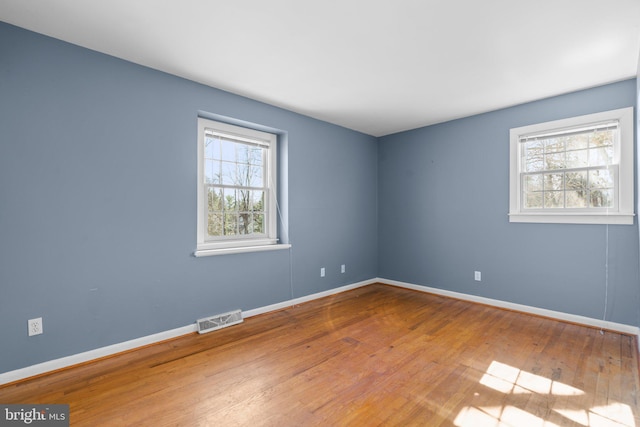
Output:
[28, 317, 43, 336]
[320, 267, 325, 277]
[341, 264, 346, 273]
[474, 271, 482, 282]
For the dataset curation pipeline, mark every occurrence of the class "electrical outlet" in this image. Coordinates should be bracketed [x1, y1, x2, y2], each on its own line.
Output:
[474, 271, 482, 282]
[320, 267, 325, 277]
[341, 264, 346, 274]
[28, 317, 43, 336]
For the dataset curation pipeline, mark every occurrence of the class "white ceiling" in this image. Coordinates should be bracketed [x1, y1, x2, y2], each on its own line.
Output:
[1, 0, 639, 136]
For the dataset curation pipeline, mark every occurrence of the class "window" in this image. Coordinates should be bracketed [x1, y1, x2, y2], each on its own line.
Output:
[509, 107, 634, 224]
[196, 117, 282, 256]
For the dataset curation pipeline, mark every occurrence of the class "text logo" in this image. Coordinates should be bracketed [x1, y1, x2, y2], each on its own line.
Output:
[0, 405, 69, 426]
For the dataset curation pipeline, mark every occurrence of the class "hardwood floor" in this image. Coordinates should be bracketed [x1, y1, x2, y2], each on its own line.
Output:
[1, 283, 639, 426]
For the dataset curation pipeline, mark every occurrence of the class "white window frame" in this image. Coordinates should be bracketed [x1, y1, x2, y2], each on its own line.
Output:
[509, 107, 635, 225]
[195, 117, 285, 256]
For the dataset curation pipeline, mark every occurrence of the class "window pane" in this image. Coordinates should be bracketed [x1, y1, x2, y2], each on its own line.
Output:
[205, 188, 267, 238]
[588, 147, 613, 166]
[207, 212, 223, 237]
[236, 164, 261, 187]
[221, 161, 237, 186]
[544, 191, 564, 208]
[236, 144, 250, 164]
[589, 169, 614, 189]
[523, 141, 544, 172]
[238, 212, 251, 234]
[207, 187, 223, 212]
[205, 160, 220, 184]
[565, 171, 586, 190]
[223, 188, 237, 211]
[566, 191, 587, 208]
[221, 139, 235, 161]
[224, 213, 238, 235]
[590, 129, 615, 147]
[524, 192, 543, 209]
[237, 190, 250, 211]
[544, 173, 564, 191]
[544, 152, 565, 170]
[544, 138, 565, 153]
[524, 174, 542, 192]
[253, 213, 265, 233]
[251, 191, 264, 212]
[204, 136, 220, 159]
[591, 189, 614, 208]
[251, 165, 264, 187]
[566, 134, 589, 151]
[249, 147, 263, 166]
[524, 153, 544, 172]
[565, 149, 588, 169]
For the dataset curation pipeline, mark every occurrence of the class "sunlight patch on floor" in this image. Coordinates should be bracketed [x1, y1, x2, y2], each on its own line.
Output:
[454, 405, 560, 427]
[589, 403, 636, 427]
[455, 361, 636, 427]
[480, 361, 583, 396]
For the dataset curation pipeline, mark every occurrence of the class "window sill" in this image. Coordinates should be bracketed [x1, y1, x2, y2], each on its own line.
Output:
[508, 212, 635, 225]
[194, 243, 291, 257]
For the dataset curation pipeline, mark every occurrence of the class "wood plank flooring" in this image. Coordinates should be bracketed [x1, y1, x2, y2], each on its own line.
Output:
[1, 283, 638, 426]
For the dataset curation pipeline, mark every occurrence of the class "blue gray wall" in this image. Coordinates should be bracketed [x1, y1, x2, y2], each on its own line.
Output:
[637, 69, 640, 331]
[2, 20, 639, 376]
[379, 79, 639, 326]
[0, 22, 379, 373]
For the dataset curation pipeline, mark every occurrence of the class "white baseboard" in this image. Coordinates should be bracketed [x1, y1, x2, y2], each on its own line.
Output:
[0, 324, 197, 386]
[2, 277, 636, 386]
[243, 278, 376, 318]
[377, 277, 640, 336]
[0, 278, 376, 386]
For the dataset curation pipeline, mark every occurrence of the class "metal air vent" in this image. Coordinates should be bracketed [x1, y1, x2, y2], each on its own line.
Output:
[197, 309, 243, 334]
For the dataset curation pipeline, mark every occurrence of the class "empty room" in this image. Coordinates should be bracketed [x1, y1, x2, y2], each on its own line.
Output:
[1, 1, 639, 425]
